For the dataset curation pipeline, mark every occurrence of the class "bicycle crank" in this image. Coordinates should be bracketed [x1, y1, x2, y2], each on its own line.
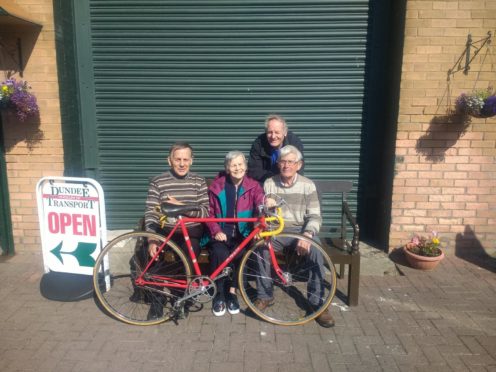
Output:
[186, 276, 217, 304]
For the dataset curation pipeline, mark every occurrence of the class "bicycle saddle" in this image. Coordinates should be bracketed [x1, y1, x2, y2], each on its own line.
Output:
[160, 202, 200, 217]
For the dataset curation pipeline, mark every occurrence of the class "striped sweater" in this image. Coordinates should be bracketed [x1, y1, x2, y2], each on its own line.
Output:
[263, 174, 322, 235]
[144, 170, 209, 232]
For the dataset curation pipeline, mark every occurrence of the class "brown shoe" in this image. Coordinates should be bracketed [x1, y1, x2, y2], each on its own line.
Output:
[315, 309, 335, 328]
[253, 298, 274, 312]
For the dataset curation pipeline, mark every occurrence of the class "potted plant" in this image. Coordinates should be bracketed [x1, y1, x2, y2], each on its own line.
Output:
[403, 232, 444, 270]
[0, 77, 39, 121]
[455, 87, 496, 118]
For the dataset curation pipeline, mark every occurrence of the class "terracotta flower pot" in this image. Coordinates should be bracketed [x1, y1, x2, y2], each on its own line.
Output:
[403, 245, 444, 270]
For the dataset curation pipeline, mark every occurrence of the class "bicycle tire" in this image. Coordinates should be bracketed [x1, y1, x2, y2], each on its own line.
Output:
[238, 233, 336, 326]
[93, 231, 191, 326]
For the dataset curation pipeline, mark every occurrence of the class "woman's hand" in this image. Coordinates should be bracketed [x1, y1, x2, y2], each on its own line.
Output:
[214, 232, 227, 242]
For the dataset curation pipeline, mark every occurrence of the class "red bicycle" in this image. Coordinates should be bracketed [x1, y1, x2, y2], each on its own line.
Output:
[93, 198, 337, 326]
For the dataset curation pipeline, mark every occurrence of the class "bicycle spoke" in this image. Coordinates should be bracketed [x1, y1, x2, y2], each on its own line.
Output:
[239, 233, 336, 326]
[93, 232, 191, 326]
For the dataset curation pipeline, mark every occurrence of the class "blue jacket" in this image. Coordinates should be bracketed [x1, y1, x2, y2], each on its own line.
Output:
[247, 131, 304, 184]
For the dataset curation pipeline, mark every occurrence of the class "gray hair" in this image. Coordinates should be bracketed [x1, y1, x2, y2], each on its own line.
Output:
[264, 114, 288, 131]
[224, 150, 247, 170]
[168, 142, 193, 158]
[279, 145, 303, 162]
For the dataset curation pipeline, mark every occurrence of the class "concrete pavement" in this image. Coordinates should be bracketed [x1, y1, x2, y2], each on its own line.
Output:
[0, 248, 495, 371]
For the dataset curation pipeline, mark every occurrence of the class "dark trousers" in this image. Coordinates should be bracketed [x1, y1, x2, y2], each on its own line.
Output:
[136, 224, 204, 305]
[159, 224, 203, 259]
[209, 236, 243, 299]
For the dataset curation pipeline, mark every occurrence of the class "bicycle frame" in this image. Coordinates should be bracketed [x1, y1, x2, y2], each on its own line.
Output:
[134, 214, 287, 290]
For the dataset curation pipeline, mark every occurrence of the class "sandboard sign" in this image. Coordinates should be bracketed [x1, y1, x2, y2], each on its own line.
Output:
[36, 177, 107, 276]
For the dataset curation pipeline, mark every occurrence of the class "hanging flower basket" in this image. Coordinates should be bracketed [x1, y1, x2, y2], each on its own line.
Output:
[455, 88, 496, 118]
[0, 78, 40, 121]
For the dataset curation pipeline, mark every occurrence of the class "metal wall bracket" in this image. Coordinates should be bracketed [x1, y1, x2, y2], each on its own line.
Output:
[447, 31, 492, 81]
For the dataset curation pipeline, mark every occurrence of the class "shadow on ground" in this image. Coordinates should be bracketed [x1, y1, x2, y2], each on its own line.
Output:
[455, 225, 496, 273]
[388, 248, 409, 275]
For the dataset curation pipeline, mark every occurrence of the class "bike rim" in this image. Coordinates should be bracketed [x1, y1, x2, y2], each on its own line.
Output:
[93, 231, 191, 326]
[239, 233, 336, 326]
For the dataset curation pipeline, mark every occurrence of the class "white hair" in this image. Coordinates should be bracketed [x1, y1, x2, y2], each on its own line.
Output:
[224, 150, 247, 170]
[264, 114, 288, 131]
[279, 145, 302, 162]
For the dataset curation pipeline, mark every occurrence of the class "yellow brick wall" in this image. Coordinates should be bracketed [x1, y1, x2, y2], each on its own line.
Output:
[390, 1, 496, 254]
[1, 0, 63, 252]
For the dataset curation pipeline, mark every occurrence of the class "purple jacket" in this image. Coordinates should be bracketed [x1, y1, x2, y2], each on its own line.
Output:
[207, 172, 265, 238]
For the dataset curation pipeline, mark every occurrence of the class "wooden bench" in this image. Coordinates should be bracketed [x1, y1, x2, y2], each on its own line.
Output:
[314, 180, 360, 306]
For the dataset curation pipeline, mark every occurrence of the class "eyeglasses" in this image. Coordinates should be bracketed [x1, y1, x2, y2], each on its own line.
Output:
[278, 160, 299, 166]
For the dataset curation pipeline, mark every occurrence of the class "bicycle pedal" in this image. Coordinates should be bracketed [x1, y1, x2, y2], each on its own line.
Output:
[170, 306, 186, 321]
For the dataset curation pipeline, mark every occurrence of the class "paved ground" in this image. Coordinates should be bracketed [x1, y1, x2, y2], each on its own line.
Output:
[0, 249, 495, 372]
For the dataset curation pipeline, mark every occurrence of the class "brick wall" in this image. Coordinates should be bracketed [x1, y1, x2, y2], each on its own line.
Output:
[1, 0, 63, 252]
[1, 0, 494, 256]
[390, 1, 496, 255]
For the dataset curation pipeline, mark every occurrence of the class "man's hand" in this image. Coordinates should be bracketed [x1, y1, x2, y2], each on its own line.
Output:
[265, 197, 277, 208]
[148, 241, 160, 260]
[166, 194, 183, 205]
[214, 232, 227, 242]
[296, 231, 313, 256]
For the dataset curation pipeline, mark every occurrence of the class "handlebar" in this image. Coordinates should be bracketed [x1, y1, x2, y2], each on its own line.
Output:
[155, 195, 286, 238]
[259, 207, 285, 238]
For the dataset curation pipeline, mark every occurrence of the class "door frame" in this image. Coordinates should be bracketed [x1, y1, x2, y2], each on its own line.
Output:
[0, 118, 15, 255]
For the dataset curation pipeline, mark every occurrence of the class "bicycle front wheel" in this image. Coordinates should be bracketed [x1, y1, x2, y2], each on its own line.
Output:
[238, 233, 337, 326]
[93, 231, 191, 326]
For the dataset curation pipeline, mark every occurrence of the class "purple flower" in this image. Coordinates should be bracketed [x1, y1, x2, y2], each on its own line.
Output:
[481, 95, 496, 117]
[0, 78, 39, 121]
[455, 90, 495, 117]
[455, 93, 468, 113]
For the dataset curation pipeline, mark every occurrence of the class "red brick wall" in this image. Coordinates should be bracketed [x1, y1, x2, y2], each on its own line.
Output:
[390, 1, 496, 254]
[1, 0, 63, 252]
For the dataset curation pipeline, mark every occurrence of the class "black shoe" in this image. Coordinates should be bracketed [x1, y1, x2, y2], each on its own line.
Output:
[129, 289, 142, 303]
[147, 302, 164, 321]
[212, 296, 226, 317]
[226, 293, 240, 315]
[129, 287, 151, 303]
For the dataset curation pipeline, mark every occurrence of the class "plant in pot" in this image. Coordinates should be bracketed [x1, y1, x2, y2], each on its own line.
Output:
[403, 232, 444, 270]
[455, 87, 496, 118]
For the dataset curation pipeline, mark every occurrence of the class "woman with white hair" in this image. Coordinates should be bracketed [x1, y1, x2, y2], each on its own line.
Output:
[206, 150, 264, 317]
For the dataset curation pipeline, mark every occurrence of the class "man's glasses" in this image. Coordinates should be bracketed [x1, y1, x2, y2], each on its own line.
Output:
[278, 160, 299, 166]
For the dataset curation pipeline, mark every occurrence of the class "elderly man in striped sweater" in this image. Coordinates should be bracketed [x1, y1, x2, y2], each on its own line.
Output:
[143, 142, 209, 320]
[144, 142, 209, 259]
[255, 145, 335, 328]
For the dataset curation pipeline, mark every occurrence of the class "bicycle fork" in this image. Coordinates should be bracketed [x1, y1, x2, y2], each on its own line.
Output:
[265, 238, 291, 286]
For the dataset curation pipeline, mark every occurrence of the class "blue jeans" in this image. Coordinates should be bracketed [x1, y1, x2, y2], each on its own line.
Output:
[255, 228, 326, 307]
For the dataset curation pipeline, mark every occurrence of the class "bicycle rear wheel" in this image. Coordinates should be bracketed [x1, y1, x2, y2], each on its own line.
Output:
[238, 233, 336, 326]
[93, 231, 191, 325]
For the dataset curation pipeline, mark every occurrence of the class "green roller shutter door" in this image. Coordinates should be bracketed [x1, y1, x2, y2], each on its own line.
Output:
[87, 0, 369, 229]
